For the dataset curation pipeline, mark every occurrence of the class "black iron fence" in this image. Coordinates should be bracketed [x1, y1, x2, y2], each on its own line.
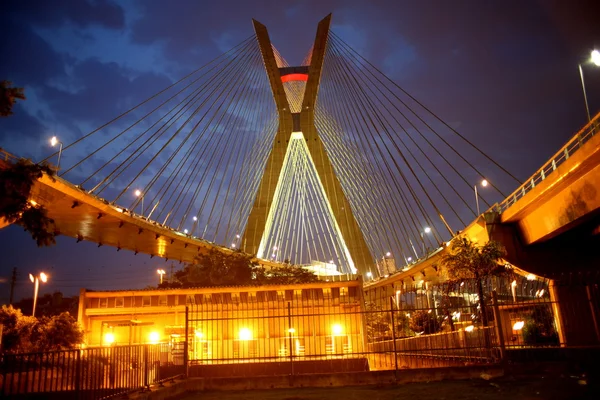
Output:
[182, 273, 600, 376]
[0, 343, 183, 399]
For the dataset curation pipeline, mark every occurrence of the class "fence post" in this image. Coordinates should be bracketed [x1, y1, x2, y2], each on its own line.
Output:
[287, 302, 294, 378]
[389, 297, 398, 377]
[184, 306, 189, 377]
[491, 291, 506, 364]
[74, 349, 81, 399]
[143, 344, 149, 391]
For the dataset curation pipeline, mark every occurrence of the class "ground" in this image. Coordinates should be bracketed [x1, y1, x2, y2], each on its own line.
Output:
[180, 373, 598, 400]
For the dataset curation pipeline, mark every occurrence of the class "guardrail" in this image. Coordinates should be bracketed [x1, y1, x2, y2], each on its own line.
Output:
[497, 113, 600, 213]
[0, 148, 20, 164]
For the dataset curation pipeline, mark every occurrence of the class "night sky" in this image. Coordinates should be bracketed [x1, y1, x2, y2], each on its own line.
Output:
[1, 0, 599, 303]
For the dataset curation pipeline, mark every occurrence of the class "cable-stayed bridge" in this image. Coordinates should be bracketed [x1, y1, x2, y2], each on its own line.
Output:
[1, 15, 599, 281]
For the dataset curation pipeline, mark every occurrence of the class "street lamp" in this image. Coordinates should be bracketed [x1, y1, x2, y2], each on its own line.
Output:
[29, 272, 48, 317]
[134, 189, 144, 215]
[578, 49, 600, 122]
[474, 179, 488, 215]
[157, 269, 166, 285]
[50, 136, 63, 173]
[420, 226, 431, 255]
[366, 271, 373, 280]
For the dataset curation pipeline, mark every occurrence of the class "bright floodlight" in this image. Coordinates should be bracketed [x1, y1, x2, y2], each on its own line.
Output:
[481, 179, 489, 187]
[424, 226, 431, 233]
[512, 321, 525, 331]
[149, 331, 160, 343]
[50, 136, 58, 147]
[332, 324, 343, 335]
[592, 49, 600, 67]
[135, 189, 142, 197]
[184, 229, 188, 234]
[157, 269, 165, 275]
[386, 251, 391, 257]
[40, 272, 48, 283]
[407, 257, 412, 262]
[366, 271, 372, 277]
[29, 273, 34, 283]
[239, 328, 252, 341]
[104, 333, 115, 344]
[192, 216, 197, 221]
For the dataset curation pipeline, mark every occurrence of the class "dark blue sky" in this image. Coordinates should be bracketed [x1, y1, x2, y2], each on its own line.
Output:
[1, 0, 599, 302]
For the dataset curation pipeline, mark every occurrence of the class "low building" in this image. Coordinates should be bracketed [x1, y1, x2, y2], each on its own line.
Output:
[78, 279, 366, 363]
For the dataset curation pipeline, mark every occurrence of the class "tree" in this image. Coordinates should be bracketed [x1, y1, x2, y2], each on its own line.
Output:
[0, 306, 83, 353]
[364, 302, 392, 341]
[163, 249, 319, 288]
[0, 80, 25, 117]
[254, 264, 319, 285]
[0, 305, 37, 352]
[32, 312, 84, 351]
[0, 160, 57, 246]
[440, 238, 506, 328]
[409, 310, 441, 334]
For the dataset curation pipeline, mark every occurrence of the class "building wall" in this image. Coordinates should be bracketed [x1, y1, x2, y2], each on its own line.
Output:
[79, 280, 366, 360]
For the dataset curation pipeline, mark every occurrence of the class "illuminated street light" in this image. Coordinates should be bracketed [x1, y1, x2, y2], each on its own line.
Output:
[134, 189, 144, 215]
[474, 179, 488, 216]
[579, 49, 600, 122]
[366, 271, 373, 280]
[157, 269, 166, 284]
[420, 227, 431, 255]
[50, 136, 63, 173]
[29, 272, 48, 317]
[192, 216, 197, 221]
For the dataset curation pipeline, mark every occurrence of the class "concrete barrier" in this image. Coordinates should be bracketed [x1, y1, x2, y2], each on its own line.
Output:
[130, 365, 504, 400]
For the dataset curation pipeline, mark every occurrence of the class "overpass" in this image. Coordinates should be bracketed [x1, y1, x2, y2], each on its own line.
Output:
[365, 112, 600, 293]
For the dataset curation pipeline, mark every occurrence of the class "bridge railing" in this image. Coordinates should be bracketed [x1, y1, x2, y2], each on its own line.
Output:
[0, 148, 20, 164]
[497, 113, 600, 213]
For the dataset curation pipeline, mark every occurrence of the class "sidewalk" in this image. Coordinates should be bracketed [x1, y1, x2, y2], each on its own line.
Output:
[179, 372, 598, 400]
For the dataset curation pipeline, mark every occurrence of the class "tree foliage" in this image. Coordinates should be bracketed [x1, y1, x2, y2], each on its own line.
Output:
[441, 238, 506, 328]
[409, 310, 442, 334]
[0, 80, 25, 117]
[441, 238, 506, 281]
[160, 249, 319, 288]
[0, 160, 57, 246]
[0, 306, 83, 353]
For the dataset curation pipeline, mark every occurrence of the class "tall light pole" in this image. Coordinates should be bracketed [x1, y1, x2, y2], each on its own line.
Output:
[135, 189, 144, 215]
[474, 179, 488, 215]
[579, 49, 600, 122]
[157, 269, 166, 285]
[29, 272, 48, 317]
[420, 226, 431, 255]
[50, 136, 63, 173]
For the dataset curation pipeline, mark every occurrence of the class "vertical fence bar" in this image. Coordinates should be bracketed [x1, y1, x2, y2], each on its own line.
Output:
[184, 306, 189, 377]
[491, 291, 505, 363]
[74, 349, 81, 399]
[287, 302, 294, 377]
[389, 297, 398, 377]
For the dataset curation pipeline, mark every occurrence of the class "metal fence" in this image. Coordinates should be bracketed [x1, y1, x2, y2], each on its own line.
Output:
[0, 343, 183, 399]
[181, 273, 600, 377]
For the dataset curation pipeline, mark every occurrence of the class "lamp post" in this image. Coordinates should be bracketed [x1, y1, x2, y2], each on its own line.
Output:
[420, 226, 431, 255]
[474, 179, 488, 215]
[579, 49, 600, 122]
[29, 272, 48, 317]
[134, 189, 144, 215]
[157, 269, 166, 285]
[50, 136, 63, 173]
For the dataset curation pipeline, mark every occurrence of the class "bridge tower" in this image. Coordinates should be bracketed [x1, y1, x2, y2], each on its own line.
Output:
[243, 15, 373, 274]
